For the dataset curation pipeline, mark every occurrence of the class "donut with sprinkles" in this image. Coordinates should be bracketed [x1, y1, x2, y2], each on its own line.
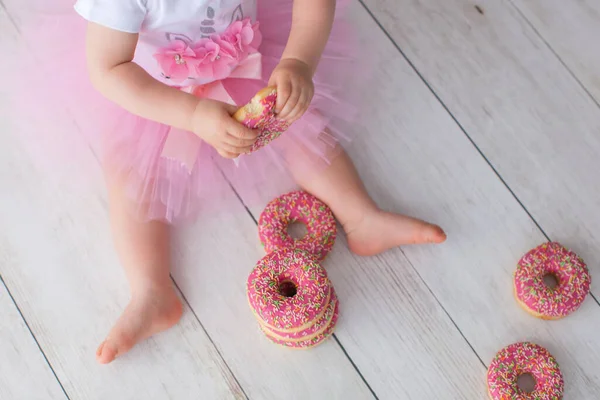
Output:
[247, 248, 331, 332]
[487, 342, 564, 400]
[514, 242, 591, 319]
[262, 300, 339, 349]
[233, 87, 290, 153]
[261, 288, 338, 342]
[258, 191, 337, 262]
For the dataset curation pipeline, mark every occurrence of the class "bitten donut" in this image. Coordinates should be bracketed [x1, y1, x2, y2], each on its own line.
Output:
[261, 288, 338, 342]
[247, 248, 330, 332]
[259, 191, 337, 262]
[262, 301, 339, 349]
[233, 87, 290, 153]
[487, 342, 564, 400]
[514, 242, 591, 319]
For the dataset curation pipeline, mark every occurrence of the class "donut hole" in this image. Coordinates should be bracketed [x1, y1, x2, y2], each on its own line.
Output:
[278, 280, 298, 298]
[517, 373, 536, 393]
[287, 221, 308, 240]
[543, 273, 560, 290]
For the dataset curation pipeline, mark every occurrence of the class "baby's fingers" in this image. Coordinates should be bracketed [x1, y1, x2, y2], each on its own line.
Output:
[222, 142, 252, 155]
[278, 85, 301, 121]
[217, 147, 240, 159]
[224, 132, 257, 149]
[274, 79, 292, 116]
[287, 89, 311, 123]
[227, 120, 259, 141]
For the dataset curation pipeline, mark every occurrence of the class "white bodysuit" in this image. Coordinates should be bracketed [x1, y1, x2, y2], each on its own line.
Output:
[75, 0, 258, 85]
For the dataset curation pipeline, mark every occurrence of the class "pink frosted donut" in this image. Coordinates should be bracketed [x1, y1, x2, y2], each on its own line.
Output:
[487, 342, 564, 400]
[259, 191, 337, 262]
[514, 242, 591, 319]
[247, 248, 330, 332]
[233, 87, 290, 153]
[262, 300, 339, 349]
[262, 288, 338, 342]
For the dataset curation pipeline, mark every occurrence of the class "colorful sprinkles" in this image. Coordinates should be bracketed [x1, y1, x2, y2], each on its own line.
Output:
[247, 248, 339, 348]
[235, 88, 290, 153]
[248, 192, 339, 349]
[247, 248, 331, 331]
[487, 342, 564, 400]
[261, 288, 338, 342]
[262, 299, 339, 349]
[258, 191, 337, 262]
[514, 242, 590, 319]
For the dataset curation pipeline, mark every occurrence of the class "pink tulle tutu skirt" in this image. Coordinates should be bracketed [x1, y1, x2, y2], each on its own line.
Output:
[6, 0, 366, 223]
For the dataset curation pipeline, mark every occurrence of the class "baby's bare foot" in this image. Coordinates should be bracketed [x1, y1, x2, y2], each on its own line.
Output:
[346, 210, 446, 256]
[96, 286, 183, 364]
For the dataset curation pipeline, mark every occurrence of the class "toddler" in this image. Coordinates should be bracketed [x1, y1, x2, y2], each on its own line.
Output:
[22, 0, 446, 364]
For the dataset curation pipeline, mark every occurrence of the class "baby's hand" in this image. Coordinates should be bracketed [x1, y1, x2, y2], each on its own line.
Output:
[190, 99, 258, 159]
[268, 58, 314, 123]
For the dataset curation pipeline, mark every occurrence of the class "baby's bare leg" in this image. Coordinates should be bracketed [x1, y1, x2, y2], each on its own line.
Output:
[289, 147, 446, 256]
[96, 171, 183, 364]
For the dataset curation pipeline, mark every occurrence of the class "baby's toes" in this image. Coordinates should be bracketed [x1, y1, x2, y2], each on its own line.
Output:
[425, 224, 447, 243]
[96, 340, 118, 364]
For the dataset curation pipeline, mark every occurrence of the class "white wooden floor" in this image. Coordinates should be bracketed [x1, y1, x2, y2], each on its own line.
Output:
[2, 0, 600, 399]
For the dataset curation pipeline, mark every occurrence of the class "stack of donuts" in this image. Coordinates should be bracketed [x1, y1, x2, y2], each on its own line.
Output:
[247, 191, 339, 349]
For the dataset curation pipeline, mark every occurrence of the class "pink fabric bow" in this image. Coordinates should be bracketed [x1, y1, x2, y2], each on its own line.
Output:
[156, 19, 263, 170]
[160, 52, 263, 171]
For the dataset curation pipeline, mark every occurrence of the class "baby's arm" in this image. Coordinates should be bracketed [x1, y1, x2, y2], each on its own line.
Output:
[86, 23, 199, 131]
[282, 0, 336, 74]
[269, 0, 335, 121]
[85, 23, 257, 158]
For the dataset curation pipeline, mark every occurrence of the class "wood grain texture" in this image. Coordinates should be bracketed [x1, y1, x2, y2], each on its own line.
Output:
[509, 0, 600, 103]
[172, 205, 376, 400]
[358, 0, 600, 396]
[0, 280, 67, 400]
[0, 6, 374, 400]
[0, 135, 248, 400]
[0, 11, 246, 399]
[361, 0, 600, 286]
[3, 0, 600, 398]
[235, 5, 493, 399]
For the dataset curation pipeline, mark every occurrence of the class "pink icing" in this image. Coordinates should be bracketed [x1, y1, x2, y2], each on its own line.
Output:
[514, 242, 591, 318]
[263, 300, 339, 349]
[262, 288, 338, 341]
[487, 342, 564, 400]
[247, 248, 330, 331]
[240, 90, 291, 153]
[258, 191, 337, 262]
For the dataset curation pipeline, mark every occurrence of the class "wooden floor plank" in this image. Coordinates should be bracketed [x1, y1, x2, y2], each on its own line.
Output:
[361, 0, 600, 289]
[232, 5, 496, 399]
[0, 137, 248, 400]
[509, 0, 600, 103]
[356, 0, 600, 396]
[0, 8, 249, 400]
[172, 205, 376, 400]
[4, 0, 600, 398]
[0, 279, 67, 400]
[0, 6, 375, 400]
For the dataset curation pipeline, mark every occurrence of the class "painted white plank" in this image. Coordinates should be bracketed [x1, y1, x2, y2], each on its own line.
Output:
[0, 130, 247, 400]
[355, 0, 600, 396]
[0, 5, 374, 400]
[172, 207, 376, 400]
[361, 0, 600, 289]
[0, 280, 67, 400]
[231, 5, 494, 399]
[0, 11, 245, 400]
[510, 0, 600, 103]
